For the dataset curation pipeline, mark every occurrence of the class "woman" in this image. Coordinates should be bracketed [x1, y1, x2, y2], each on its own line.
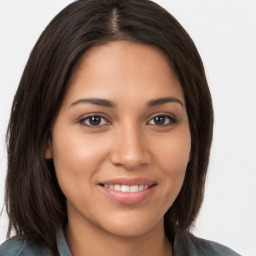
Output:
[0, 0, 240, 255]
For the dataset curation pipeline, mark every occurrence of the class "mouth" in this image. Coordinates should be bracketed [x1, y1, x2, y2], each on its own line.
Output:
[98, 178, 157, 205]
[99, 184, 154, 192]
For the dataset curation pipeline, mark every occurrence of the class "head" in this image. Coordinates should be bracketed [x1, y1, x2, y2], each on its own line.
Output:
[5, 0, 213, 252]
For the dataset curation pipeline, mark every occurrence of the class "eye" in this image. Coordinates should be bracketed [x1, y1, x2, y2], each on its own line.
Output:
[147, 115, 177, 126]
[79, 115, 110, 128]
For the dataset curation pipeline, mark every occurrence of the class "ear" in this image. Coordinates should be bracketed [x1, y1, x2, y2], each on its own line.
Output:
[45, 138, 53, 159]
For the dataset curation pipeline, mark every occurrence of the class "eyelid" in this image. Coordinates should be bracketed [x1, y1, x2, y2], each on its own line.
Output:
[76, 112, 178, 128]
[146, 113, 178, 126]
[78, 113, 112, 128]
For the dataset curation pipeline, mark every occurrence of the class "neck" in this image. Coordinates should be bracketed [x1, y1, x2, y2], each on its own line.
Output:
[65, 217, 173, 256]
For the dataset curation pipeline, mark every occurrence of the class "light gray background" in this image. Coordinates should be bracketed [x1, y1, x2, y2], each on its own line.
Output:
[0, 1, 255, 255]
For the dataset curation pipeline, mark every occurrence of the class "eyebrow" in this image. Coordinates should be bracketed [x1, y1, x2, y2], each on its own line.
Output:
[70, 98, 116, 108]
[147, 97, 184, 107]
[69, 96, 184, 108]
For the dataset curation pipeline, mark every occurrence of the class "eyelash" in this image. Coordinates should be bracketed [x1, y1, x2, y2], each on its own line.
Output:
[78, 114, 177, 128]
[79, 115, 110, 128]
[147, 115, 177, 126]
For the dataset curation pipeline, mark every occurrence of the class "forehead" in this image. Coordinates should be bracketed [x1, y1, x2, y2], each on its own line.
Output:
[64, 41, 184, 105]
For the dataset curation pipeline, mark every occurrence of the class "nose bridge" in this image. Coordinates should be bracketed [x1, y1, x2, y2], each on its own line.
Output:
[110, 122, 150, 169]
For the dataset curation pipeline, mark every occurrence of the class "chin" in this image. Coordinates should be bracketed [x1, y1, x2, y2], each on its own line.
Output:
[97, 212, 164, 238]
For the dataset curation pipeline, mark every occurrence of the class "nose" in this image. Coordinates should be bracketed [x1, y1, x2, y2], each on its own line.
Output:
[110, 124, 150, 170]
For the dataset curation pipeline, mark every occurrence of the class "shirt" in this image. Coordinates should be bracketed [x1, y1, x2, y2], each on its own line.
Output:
[0, 228, 241, 256]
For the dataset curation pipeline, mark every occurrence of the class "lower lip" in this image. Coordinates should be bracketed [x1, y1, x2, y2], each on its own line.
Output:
[99, 185, 156, 205]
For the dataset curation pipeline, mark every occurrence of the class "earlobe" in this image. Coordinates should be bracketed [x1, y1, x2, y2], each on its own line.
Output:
[45, 139, 53, 159]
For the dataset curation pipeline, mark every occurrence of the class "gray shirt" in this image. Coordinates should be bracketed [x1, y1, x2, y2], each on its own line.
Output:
[0, 228, 241, 256]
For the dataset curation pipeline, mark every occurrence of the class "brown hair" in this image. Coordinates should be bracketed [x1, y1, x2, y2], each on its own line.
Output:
[5, 0, 213, 253]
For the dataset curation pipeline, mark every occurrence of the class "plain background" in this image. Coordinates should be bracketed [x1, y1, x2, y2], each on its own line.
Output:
[0, 1, 255, 255]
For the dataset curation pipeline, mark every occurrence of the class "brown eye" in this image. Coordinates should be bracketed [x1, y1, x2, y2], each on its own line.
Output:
[153, 116, 166, 125]
[148, 115, 177, 126]
[88, 116, 102, 125]
[79, 115, 109, 127]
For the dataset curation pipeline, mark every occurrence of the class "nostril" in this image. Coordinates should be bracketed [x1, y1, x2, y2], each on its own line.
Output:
[110, 153, 150, 170]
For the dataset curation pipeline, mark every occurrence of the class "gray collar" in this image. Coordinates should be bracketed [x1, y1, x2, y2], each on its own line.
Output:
[56, 227, 239, 256]
[57, 228, 72, 256]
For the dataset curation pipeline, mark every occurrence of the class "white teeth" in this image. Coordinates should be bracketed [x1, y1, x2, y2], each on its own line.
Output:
[113, 184, 121, 191]
[121, 185, 129, 192]
[139, 184, 144, 191]
[103, 184, 150, 192]
[130, 185, 139, 192]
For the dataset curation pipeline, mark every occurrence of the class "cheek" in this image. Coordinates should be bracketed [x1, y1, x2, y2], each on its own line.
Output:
[152, 129, 191, 197]
[51, 130, 109, 195]
[155, 130, 191, 173]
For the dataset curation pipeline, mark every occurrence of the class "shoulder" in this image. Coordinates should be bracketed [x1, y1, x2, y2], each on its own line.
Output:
[0, 237, 54, 256]
[174, 231, 241, 256]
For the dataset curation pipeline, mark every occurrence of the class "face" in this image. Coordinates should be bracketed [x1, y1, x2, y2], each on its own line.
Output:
[45, 41, 191, 238]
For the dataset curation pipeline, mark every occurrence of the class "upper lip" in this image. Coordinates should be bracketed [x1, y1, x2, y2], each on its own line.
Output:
[98, 177, 157, 186]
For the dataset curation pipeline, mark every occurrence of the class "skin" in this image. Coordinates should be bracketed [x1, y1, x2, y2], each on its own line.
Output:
[45, 41, 191, 256]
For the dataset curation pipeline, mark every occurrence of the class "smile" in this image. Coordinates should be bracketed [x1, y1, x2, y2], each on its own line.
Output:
[102, 184, 149, 192]
[99, 178, 157, 205]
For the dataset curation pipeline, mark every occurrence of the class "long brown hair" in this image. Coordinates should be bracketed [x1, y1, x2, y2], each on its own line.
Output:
[5, 0, 213, 253]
